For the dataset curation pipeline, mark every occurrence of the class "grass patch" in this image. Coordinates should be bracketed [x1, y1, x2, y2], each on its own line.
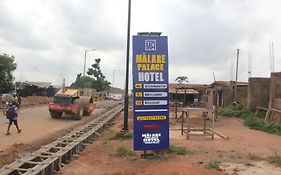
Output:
[144, 152, 166, 160]
[104, 132, 133, 141]
[268, 153, 281, 167]
[244, 116, 281, 135]
[115, 132, 133, 140]
[167, 145, 193, 155]
[104, 133, 116, 140]
[219, 104, 249, 118]
[206, 160, 221, 170]
[144, 145, 194, 160]
[115, 146, 135, 157]
[219, 104, 281, 135]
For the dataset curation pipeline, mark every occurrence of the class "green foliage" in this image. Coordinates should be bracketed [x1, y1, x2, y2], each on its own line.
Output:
[0, 54, 17, 93]
[104, 132, 133, 141]
[175, 76, 188, 84]
[144, 152, 164, 160]
[219, 104, 281, 135]
[244, 116, 281, 135]
[115, 147, 135, 157]
[87, 58, 110, 92]
[115, 132, 133, 140]
[71, 73, 94, 88]
[104, 133, 116, 141]
[167, 145, 191, 155]
[219, 104, 250, 118]
[268, 153, 281, 167]
[71, 58, 110, 92]
[206, 160, 221, 170]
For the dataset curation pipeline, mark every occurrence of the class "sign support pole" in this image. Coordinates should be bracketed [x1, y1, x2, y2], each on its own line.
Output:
[123, 0, 131, 131]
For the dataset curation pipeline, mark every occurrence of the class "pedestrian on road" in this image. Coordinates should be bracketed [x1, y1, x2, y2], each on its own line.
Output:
[6, 101, 22, 136]
[12, 93, 20, 108]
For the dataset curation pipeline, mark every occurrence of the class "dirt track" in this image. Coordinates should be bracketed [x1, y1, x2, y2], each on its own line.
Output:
[61, 111, 281, 175]
[1, 103, 281, 174]
[0, 100, 121, 166]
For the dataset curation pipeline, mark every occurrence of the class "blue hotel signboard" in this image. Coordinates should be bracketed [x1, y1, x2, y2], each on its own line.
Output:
[133, 35, 169, 151]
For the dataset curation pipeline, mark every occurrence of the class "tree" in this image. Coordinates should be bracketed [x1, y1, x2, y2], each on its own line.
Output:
[71, 73, 94, 88]
[175, 76, 188, 84]
[0, 54, 17, 93]
[71, 58, 111, 92]
[87, 58, 111, 92]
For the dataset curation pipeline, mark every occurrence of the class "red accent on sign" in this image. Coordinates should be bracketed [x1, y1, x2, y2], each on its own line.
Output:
[144, 124, 160, 130]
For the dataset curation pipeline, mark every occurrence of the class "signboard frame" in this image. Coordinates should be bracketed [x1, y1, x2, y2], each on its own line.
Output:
[132, 35, 169, 151]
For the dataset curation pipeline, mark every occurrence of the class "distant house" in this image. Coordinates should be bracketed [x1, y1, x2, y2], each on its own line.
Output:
[169, 83, 210, 106]
[16, 81, 59, 97]
[208, 81, 248, 108]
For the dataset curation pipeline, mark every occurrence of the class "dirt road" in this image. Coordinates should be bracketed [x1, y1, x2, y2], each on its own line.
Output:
[0, 100, 121, 166]
[61, 111, 281, 175]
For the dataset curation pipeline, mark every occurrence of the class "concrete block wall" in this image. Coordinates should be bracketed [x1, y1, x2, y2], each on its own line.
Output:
[247, 77, 270, 111]
[268, 72, 281, 123]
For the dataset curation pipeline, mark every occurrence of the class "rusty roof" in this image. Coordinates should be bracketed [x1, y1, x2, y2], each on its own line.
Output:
[169, 89, 199, 94]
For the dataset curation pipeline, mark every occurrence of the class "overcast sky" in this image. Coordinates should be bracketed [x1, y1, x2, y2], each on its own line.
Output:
[1, 0, 281, 89]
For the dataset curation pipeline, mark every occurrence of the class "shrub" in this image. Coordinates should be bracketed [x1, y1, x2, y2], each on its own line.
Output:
[104, 132, 133, 141]
[268, 153, 281, 167]
[219, 104, 281, 135]
[219, 104, 249, 118]
[115, 147, 135, 157]
[167, 145, 191, 155]
[206, 160, 221, 170]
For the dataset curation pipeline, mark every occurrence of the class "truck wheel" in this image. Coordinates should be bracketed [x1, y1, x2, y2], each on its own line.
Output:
[50, 111, 62, 119]
[73, 99, 83, 120]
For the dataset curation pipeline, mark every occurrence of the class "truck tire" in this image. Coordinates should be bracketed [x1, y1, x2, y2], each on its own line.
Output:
[73, 99, 83, 120]
[50, 111, 62, 119]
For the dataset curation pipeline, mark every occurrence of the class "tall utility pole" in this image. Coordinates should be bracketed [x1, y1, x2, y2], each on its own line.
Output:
[112, 69, 120, 89]
[123, 0, 131, 131]
[234, 49, 240, 102]
[83, 49, 95, 90]
[269, 42, 275, 73]
[248, 52, 252, 78]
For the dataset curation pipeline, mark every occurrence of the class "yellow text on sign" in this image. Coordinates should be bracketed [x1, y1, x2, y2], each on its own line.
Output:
[135, 100, 142, 106]
[135, 92, 142, 97]
[137, 116, 167, 121]
[135, 83, 142, 89]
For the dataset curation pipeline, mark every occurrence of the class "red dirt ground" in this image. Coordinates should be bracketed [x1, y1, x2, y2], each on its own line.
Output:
[60, 110, 281, 175]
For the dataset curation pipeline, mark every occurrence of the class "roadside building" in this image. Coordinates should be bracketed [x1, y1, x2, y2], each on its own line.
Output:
[207, 81, 248, 108]
[169, 83, 210, 107]
[16, 81, 58, 97]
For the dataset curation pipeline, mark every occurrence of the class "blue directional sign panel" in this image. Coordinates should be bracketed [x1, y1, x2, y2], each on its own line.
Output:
[133, 35, 169, 151]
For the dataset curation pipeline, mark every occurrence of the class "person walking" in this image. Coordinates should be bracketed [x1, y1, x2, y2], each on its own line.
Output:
[6, 101, 22, 135]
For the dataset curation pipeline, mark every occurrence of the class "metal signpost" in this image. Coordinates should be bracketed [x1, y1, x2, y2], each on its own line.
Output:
[133, 34, 169, 151]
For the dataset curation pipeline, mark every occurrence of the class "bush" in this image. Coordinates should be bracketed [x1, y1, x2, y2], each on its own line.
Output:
[220, 104, 281, 135]
[104, 132, 133, 141]
[244, 116, 281, 135]
[115, 147, 135, 157]
[206, 160, 221, 170]
[167, 145, 192, 155]
[268, 153, 281, 167]
[219, 104, 250, 118]
[115, 132, 133, 140]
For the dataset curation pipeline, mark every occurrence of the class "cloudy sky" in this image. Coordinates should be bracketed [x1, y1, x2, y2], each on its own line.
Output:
[1, 0, 281, 89]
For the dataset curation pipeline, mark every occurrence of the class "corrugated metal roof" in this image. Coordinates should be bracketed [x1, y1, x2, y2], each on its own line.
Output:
[22, 81, 52, 88]
[169, 89, 199, 94]
[169, 83, 210, 90]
